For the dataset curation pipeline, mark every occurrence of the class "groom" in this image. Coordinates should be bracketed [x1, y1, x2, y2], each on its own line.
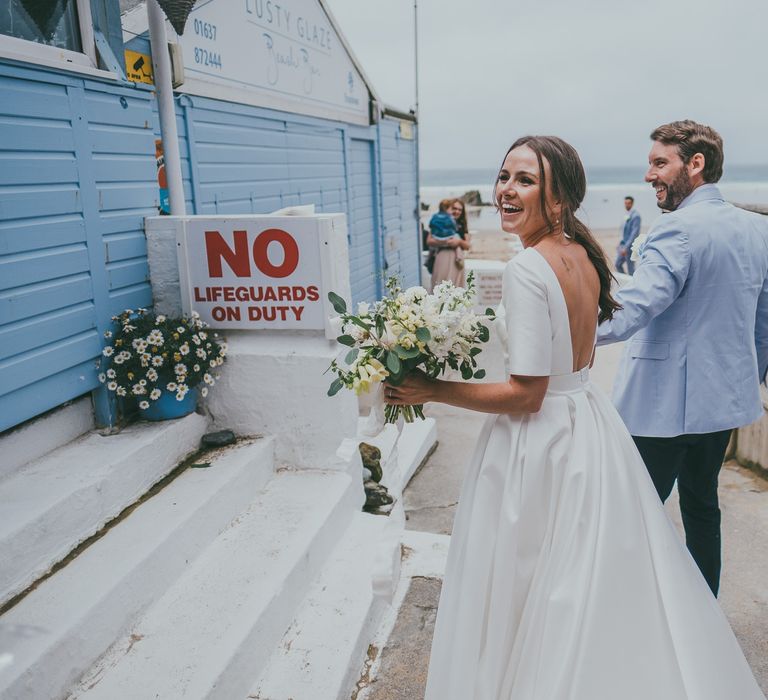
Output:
[597, 120, 768, 596]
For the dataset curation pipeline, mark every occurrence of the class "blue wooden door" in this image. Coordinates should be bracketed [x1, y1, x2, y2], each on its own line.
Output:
[347, 138, 382, 304]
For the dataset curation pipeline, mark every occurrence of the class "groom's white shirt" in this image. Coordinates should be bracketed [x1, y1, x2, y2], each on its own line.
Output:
[597, 184, 768, 437]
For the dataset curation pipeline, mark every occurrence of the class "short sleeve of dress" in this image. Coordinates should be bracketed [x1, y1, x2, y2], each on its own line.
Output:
[502, 254, 552, 376]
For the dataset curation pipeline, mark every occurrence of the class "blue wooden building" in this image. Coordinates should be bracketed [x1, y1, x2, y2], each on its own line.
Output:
[0, 0, 420, 433]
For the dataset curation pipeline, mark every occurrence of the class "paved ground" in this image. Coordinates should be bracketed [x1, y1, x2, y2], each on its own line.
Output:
[360, 230, 768, 698]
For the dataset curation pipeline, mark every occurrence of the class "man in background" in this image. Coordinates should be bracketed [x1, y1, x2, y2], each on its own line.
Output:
[615, 195, 642, 274]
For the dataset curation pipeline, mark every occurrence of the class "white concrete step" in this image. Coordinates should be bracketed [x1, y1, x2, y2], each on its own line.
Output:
[69, 469, 363, 700]
[249, 511, 401, 700]
[1, 396, 94, 480]
[0, 412, 209, 607]
[0, 436, 276, 700]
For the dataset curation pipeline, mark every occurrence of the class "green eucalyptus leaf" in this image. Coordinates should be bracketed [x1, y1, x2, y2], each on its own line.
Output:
[415, 327, 431, 342]
[345, 348, 359, 364]
[461, 364, 473, 380]
[328, 378, 344, 396]
[328, 292, 347, 314]
[473, 369, 487, 379]
[398, 346, 421, 359]
[348, 316, 370, 330]
[336, 334, 356, 347]
[386, 353, 402, 374]
[477, 324, 490, 342]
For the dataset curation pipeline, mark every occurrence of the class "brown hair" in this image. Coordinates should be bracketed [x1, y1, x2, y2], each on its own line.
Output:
[438, 198, 454, 212]
[496, 135, 621, 323]
[450, 198, 469, 238]
[650, 119, 724, 183]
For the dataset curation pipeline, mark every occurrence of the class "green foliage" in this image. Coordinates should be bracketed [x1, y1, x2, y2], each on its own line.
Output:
[386, 352, 402, 374]
[336, 334, 356, 346]
[328, 291, 347, 314]
[415, 327, 431, 342]
[328, 377, 344, 396]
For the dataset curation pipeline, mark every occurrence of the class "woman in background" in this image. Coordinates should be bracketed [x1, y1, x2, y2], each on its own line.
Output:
[427, 198, 471, 289]
[449, 198, 470, 240]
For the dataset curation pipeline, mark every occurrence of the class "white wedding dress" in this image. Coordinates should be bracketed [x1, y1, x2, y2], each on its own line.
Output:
[424, 247, 765, 699]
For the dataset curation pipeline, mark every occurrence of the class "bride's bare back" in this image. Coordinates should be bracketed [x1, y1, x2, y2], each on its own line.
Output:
[534, 239, 600, 372]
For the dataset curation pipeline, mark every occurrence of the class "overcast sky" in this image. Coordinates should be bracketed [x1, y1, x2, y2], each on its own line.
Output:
[325, 0, 768, 172]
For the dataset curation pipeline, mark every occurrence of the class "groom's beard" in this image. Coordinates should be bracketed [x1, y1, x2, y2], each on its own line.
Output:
[657, 168, 694, 211]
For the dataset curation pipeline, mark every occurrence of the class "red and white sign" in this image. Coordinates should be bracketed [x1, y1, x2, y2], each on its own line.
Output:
[175, 215, 350, 336]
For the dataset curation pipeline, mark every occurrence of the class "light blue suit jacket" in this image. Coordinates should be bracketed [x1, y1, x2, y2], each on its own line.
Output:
[597, 184, 768, 437]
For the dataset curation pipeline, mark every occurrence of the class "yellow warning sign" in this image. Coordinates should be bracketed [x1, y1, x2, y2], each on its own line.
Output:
[125, 50, 154, 85]
[399, 120, 414, 140]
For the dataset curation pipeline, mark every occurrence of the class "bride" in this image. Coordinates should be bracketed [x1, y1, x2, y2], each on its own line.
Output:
[385, 136, 765, 699]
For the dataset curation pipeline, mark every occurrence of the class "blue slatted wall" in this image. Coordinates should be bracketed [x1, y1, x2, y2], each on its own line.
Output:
[178, 97, 348, 215]
[0, 59, 420, 432]
[377, 119, 420, 287]
[347, 138, 382, 303]
[0, 62, 156, 432]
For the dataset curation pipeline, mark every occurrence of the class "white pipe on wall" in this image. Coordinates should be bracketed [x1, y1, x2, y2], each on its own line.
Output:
[147, 0, 186, 215]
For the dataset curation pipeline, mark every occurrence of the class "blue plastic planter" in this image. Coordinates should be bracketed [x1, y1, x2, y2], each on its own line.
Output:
[139, 387, 198, 421]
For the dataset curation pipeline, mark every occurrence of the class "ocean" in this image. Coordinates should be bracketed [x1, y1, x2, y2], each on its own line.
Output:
[421, 165, 768, 231]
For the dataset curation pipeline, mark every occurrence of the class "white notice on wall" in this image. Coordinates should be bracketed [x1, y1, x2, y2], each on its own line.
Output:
[175, 215, 349, 336]
[176, 0, 370, 124]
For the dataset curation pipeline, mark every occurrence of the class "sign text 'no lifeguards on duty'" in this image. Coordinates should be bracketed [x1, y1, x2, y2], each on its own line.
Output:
[175, 216, 348, 336]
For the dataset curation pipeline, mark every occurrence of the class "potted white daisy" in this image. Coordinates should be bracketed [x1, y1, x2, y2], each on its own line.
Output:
[98, 308, 227, 421]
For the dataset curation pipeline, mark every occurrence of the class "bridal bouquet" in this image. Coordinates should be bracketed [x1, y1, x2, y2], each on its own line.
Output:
[327, 273, 494, 424]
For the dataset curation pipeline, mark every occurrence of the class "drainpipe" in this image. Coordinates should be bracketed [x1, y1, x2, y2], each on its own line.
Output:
[148, 0, 185, 215]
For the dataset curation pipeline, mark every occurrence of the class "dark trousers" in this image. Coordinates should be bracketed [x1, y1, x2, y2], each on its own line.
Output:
[632, 430, 732, 596]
